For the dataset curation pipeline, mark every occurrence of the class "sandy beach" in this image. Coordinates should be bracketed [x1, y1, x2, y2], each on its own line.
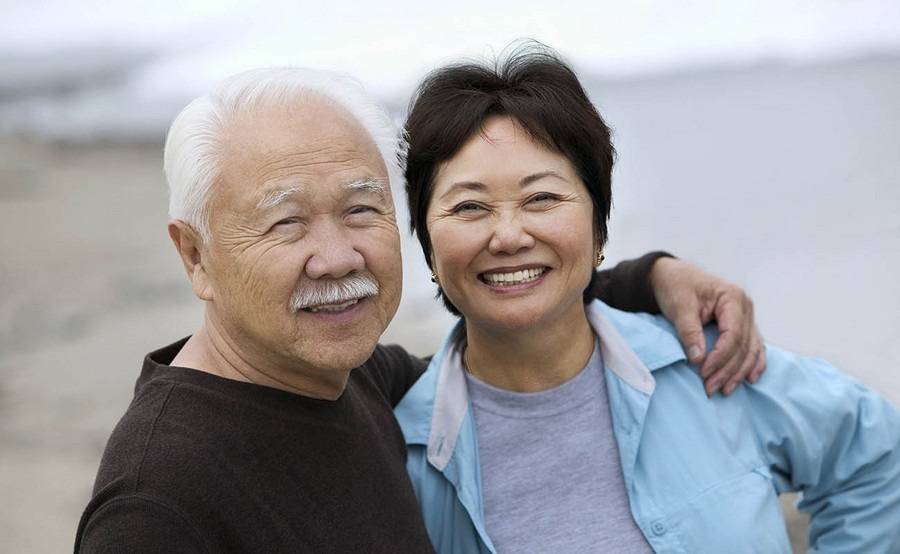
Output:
[3, 55, 899, 552]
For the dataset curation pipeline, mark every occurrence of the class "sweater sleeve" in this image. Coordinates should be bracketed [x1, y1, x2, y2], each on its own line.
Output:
[588, 251, 673, 314]
[76, 495, 208, 554]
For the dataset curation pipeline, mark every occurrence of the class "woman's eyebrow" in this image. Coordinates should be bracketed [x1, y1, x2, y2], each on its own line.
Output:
[439, 170, 567, 200]
[439, 181, 487, 199]
[520, 170, 567, 187]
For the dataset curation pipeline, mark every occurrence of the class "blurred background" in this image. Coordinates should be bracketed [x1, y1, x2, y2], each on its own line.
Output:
[1, 1, 898, 552]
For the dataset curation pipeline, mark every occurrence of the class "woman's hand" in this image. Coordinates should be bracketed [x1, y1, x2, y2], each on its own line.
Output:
[649, 257, 766, 396]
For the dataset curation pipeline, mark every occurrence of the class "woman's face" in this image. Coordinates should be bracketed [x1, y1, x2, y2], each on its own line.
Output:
[426, 115, 596, 333]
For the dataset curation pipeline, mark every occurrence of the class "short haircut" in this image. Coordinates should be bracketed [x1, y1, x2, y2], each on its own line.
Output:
[403, 41, 615, 314]
[164, 67, 402, 241]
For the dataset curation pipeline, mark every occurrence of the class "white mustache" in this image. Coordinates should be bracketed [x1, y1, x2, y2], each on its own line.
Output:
[290, 272, 379, 311]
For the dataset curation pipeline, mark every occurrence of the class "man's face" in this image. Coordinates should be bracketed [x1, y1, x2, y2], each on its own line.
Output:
[200, 99, 402, 383]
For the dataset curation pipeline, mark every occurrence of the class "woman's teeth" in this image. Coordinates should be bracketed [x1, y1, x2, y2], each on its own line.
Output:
[304, 298, 360, 313]
[482, 267, 546, 286]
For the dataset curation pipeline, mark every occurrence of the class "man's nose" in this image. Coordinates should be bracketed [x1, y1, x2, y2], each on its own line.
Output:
[487, 212, 535, 256]
[303, 221, 366, 280]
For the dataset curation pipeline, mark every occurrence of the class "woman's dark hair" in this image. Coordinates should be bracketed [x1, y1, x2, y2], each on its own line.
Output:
[404, 41, 615, 315]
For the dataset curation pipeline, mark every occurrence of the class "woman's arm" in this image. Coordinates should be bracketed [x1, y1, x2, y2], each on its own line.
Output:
[739, 344, 900, 551]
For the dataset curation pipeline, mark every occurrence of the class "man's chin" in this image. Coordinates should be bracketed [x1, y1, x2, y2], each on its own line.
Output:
[296, 338, 379, 373]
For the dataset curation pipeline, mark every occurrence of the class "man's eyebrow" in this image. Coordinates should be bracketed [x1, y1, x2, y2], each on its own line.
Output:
[257, 187, 303, 210]
[342, 178, 389, 195]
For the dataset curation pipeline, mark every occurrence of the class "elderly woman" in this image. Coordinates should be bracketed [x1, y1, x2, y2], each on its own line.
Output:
[394, 45, 900, 553]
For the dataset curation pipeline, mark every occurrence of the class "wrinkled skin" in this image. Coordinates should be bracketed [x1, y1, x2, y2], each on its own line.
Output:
[168, 99, 402, 399]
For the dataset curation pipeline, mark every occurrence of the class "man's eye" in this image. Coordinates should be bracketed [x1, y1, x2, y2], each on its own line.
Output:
[348, 205, 377, 215]
[274, 217, 302, 226]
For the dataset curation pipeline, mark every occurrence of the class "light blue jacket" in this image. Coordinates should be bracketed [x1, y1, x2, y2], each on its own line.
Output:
[394, 300, 900, 553]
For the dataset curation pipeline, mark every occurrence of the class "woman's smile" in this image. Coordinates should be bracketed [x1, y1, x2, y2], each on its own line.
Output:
[478, 266, 550, 291]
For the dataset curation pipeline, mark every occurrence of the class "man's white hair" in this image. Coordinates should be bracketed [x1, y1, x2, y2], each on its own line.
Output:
[163, 67, 404, 241]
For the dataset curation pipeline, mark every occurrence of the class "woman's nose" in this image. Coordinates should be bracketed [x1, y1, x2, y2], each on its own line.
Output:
[487, 213, 535, 255]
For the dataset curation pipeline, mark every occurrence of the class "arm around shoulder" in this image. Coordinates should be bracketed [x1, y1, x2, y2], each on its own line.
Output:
[590, 251, 672, 314]
[742, 344, 900, 552]
[76, 494, 208, 554]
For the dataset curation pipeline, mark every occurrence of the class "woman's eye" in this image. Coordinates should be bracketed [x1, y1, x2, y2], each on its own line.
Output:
[452, 202, 485, 214]
[528, 193, 559, 204]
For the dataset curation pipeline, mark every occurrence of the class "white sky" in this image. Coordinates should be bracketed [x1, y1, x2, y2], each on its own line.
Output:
[3, 0, 900, 98]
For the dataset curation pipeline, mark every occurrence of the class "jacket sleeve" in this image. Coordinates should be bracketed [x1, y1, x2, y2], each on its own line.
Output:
[741, 344, 900, 553]
[588, 251, 672, 314]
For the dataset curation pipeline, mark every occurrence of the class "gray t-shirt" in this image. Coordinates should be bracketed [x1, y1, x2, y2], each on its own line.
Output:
[465, 342, 653, 553]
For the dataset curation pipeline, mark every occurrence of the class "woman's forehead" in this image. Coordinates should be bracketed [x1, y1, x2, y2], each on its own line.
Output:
[435, 120, 577, 187]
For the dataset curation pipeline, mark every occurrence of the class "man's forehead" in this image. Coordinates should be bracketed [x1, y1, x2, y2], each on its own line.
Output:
[225, 97, 380, 154]
[217, 100, 390, 201]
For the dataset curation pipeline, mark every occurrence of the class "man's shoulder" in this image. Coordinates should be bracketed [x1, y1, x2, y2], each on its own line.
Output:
[359, 343, 428, 384]
[83, 369, 279, 545]
[75, 490, 209, 553]
[93, 350, 300, 494]
[94, 376, 183, 476]
[356, 343, 428, 407]
[364, 343, 426, 369]
[81, 375, 225, 548]
[93, 376, 226, 491]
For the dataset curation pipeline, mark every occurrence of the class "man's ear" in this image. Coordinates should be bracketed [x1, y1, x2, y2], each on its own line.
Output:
[168, 220, 214, 301]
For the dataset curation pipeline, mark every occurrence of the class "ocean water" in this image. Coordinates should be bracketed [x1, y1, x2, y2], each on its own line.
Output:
[1, 56, 898, 552]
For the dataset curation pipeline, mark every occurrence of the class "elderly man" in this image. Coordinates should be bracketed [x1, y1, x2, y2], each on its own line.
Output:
[75, 68, 763, 553]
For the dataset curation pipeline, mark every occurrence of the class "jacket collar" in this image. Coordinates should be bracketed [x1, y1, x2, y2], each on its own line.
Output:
[393, 300, 687, 468]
